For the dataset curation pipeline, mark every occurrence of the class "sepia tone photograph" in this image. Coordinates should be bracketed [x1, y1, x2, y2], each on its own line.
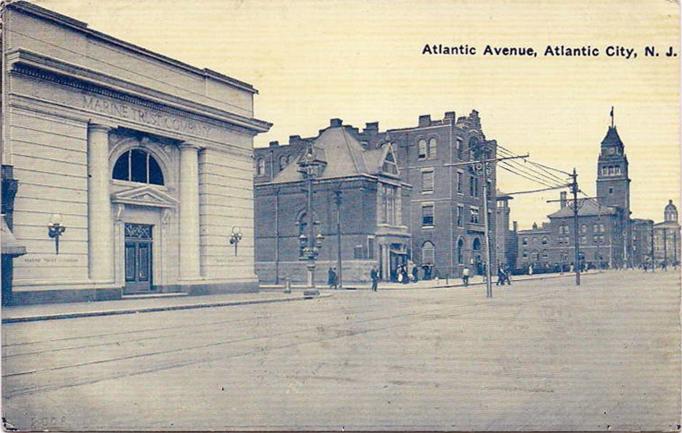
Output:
[0, 0, 680, 431]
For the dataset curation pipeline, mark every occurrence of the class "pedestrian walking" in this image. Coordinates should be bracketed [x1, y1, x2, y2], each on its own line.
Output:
[370, 266, 379, 292]
[412, 265, 419, 283]
[504, 264, 512, 285]
[462, 267, 470, 287]
[327, 267, 337, 289]
[528, 264, 534, 276]
[401, 266, 409, 284]
[496, 265, 505, 286]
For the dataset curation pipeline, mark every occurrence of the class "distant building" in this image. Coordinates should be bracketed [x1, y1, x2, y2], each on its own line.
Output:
[515, 122, 634, 271]
[631, 218, 654, 267]
[254, 119, 411, 284]
[654, 200, 680, 266]
[495, 191, 517, 269]
[254, 111, 499, 281]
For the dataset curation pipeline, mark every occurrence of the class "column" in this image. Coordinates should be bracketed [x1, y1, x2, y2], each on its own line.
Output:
[87, 123, 114, 282]
[179, 143, 201, 280]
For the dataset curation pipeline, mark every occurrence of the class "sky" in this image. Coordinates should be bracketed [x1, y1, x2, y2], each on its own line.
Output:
[36, 0, 681, 228]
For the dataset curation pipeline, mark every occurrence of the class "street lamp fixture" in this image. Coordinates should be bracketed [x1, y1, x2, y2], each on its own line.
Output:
[229, 225, 243, 256]
[47, 213, 66, 255]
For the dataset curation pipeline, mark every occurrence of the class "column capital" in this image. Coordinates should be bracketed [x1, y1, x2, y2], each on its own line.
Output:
[179, 142, 202, 151]
[88, 122, 113, 133]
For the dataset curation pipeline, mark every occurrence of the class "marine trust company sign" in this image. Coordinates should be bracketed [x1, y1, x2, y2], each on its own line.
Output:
[82, 94, 212, 137]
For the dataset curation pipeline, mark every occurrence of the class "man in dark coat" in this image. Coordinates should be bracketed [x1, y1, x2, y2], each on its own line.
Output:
[370, 267, 379, 292]
[327, 267, 337, 289]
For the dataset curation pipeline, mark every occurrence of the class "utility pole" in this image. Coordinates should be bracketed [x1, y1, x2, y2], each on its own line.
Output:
[571, 168, 581, 286]
[446, 153, 529, 299]
[334, 189, 343, 289]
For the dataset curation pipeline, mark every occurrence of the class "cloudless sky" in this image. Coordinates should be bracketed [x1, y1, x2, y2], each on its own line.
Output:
[37, 0, 681, 228]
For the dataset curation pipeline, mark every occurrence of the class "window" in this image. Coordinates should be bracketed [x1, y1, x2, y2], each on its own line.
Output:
[468, 137, 479, 161]
[472, 238, 481, 252]
[581, 224, 587, 233]
[457, 171, 463, 193]
[542, 250, 548, 259]
[367, 236, 375, 259]
[522, 237, 528, 246]
[278, 155, 288, 170]
[418, 139, 428, 160]
[457, 238, 464, 264]
[470, 207, 480, 224]
[522, 251, 528, 259]
[422, 241, 435, 265]
[600, 223, 605, 232]
[580, 236, 587, 244]
[456, 205, 464, 227]
[608, 166, 614, 175]
[113, 149, 165, 185]
[256, 158, 266, 176]
[542, 236, 548, 245]
[559, 225, 569, 235]
[486, 180, 492, 199]
[614, 165, 621, 175]
[422, 204, 434, 226]
[428, 138, 437, 159]
[422, 170, 434, 193]
[383, 150, 399, 175]
[354, 245, 364, 259]
[456, 138, 464, 160]
[380, 184, 398, 225]
[608, 187, 614, 194]
[469, 176, 479, 197]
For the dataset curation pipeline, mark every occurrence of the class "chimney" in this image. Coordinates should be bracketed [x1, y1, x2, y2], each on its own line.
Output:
[289, 135, 301, 144]
[268, 140, 279, 147]
[364, 122, 379, 135]
[330, 118, 343, 127]
[560, 191, 567, 208]
[418, 114, 431, 127]
[444, 111, 456, 123]
[512, 221, 518, 232]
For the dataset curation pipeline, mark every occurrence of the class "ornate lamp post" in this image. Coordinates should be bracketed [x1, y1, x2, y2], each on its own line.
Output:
[297, 143, 326, 297]
[47, 213, 66, 255]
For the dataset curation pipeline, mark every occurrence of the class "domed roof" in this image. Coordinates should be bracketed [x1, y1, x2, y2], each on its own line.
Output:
[664, 200, 678, 223]
[665, 199, 677, 213]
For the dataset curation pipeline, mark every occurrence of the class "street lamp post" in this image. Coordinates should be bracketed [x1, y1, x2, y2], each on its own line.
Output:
[297, 143, 326, 297]
[334, 188, 343, 290]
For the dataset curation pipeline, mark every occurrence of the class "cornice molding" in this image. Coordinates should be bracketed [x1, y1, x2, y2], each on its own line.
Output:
[7, 49, 271, 134]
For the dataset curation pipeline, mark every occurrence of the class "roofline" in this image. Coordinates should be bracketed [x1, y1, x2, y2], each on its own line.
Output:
[6, 1, 259, 94]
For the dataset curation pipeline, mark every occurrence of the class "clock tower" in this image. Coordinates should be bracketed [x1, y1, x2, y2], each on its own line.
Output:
[596, 125, 630, 212]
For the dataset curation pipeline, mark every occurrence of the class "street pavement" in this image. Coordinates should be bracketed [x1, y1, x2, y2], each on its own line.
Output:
[2, 270, 680, 431]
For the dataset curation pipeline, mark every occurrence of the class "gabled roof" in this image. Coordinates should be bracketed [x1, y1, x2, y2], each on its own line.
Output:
[270, 126, 399, 184]
[548, 199, 617, 219]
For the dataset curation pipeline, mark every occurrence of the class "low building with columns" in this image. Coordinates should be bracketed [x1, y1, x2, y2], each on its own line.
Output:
[1, 1, 270, 304]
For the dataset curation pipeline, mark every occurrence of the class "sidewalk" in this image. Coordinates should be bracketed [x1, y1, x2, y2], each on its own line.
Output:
[2, 291, 332, 324]
[261, 269, 581, 292]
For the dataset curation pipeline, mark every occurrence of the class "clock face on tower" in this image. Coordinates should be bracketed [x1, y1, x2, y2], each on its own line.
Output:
[608, 147, 616, 155]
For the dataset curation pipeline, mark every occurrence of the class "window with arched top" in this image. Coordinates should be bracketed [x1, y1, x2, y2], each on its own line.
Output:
[417, 139, 428, 160]
[472, 237, 481, 251]
[112, 149, 164, 185]
[422, 241, 435, 265]
[257, 158, 266, 176]
[428, 138, 437, 159]
[279, 155, 289, 170]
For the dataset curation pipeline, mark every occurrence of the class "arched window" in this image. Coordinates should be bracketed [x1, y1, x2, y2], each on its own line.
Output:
[541, 236, 548, 245]
[417, 139, 428, 160]
[279, 155, 289, 170]
[468, 137, 481, 161]
[112, 149, 164, 185]
[256, 158, 266, 176]
[472, 237, 481, 252]
[422, 241, 435, 265]
[457, 238, 464, 264]
[428, 138, 437, 159]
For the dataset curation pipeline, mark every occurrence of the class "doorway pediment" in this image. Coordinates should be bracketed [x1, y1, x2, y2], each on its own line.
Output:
[111, 185, 178, 208]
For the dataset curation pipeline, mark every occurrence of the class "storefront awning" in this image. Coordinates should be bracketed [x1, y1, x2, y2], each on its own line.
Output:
[2, 216, 26, 257]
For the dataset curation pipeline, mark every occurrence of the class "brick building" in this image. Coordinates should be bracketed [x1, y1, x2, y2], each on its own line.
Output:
[254, 110, 499, 282]
[254, 119, 411, 284]
[516, 123, 633, 271]
[495, 191, 518, 269]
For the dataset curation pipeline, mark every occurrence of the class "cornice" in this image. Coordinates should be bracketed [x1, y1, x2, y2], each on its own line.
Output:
[5, 1, 259, 94]
[7, 49, 272, 134]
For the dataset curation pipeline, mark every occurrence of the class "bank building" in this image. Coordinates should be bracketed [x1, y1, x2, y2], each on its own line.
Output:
[0, 2, 271, 304]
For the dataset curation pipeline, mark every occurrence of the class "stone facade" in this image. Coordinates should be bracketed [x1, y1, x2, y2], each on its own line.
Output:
[1, 1, 270, 304]
[255, 111, 498, 281]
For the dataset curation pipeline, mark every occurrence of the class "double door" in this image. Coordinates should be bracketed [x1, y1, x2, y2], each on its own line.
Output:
[124, 223, 153, 293]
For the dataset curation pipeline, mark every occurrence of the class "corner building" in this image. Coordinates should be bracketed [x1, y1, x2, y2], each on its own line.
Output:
[1, 2, 271, 304]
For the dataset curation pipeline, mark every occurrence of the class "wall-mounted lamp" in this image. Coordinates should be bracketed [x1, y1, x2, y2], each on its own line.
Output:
[229, 225, 243, 256]
[48, 213, 66, 255]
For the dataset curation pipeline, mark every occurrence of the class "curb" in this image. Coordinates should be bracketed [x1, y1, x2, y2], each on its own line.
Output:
[2, 293, 333, 324]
